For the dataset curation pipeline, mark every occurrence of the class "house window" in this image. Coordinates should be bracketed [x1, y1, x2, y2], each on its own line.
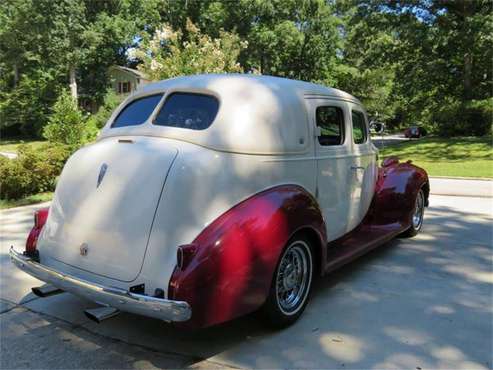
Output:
[118, 82, 131, 94]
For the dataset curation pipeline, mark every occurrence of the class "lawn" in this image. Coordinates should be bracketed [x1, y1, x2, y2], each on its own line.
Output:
[0, 138, 47, 152]
[0, 192, 53, 209]
[379, 136, 493, 178]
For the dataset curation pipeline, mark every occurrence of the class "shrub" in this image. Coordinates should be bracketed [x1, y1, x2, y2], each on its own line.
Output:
[0, 143, 72, 200]
[43, 90, 85, 146]
[433, 98, 492, 137]
[88, 89, 124, 129]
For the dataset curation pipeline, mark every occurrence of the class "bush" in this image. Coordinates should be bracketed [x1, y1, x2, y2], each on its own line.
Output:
[433, 98, 492, 137]
[0, 143, 72, 200]
[87, 89, 124, 129]
[43, 90, 85, 146]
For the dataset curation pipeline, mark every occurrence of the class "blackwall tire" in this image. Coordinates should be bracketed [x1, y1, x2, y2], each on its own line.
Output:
[261, 235, 314, 328]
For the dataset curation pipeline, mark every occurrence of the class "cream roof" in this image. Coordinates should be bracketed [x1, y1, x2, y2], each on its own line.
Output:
[100, 74, 362, 155]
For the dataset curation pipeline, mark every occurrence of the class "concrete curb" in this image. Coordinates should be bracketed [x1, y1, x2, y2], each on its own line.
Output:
[429, 176, 492, 181]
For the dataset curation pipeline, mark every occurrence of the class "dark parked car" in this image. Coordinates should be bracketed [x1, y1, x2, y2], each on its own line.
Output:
[405, 126, 427, 138]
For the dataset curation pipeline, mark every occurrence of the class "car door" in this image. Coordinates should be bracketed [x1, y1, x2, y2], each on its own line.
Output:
[348, 105, 378, 226]
[308, 98, 353, 241]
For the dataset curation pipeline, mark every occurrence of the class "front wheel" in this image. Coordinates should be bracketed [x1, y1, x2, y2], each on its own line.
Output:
[261, 236, 314, 328]
[402, 188, 425, 237]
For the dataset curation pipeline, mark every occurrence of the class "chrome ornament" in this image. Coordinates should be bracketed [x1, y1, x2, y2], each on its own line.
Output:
[80, 243, 89, 256]
[97, 163, 108, 188]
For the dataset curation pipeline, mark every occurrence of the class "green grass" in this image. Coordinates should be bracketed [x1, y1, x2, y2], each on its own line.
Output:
[0, 138, 47, 152]
[380, 136, 493, 178]
[0, 192, 53, 209]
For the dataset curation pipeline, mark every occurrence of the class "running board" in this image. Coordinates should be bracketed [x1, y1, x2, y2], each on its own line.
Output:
[32, 284, 63, 298]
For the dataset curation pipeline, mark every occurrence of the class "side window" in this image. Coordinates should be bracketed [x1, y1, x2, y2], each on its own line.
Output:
[351, 110, 367, 144]
[112, 94, 163, 128]
[316, 106, 345, 146]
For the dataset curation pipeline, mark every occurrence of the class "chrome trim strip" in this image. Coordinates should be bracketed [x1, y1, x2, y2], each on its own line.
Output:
[9, 247, 191, 322]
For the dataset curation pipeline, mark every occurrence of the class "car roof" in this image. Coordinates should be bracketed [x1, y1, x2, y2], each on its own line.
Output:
[100, 74, 363, 155]
[140, 74, 361, 104]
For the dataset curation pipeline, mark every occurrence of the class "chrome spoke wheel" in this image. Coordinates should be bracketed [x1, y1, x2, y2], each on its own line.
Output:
[275, 241, 312, 315]
[412, 190, 425, 230]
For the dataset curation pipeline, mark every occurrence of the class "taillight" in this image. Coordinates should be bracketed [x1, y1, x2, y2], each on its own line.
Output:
[176, 244, 197, 270]
[25, 207, 49, 256]
[34, 207, 49, 229]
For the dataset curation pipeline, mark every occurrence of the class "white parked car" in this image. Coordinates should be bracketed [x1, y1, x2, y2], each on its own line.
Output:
[11, 74, 429, 328]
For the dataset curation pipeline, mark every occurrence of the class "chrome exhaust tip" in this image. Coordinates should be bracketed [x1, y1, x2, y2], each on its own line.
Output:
[32, 284, 63, 298]
[84, 306, 120, 323]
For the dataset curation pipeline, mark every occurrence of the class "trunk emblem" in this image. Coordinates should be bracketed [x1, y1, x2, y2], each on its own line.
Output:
[80, 243, 89, 256]
[97, 163, 108, 188]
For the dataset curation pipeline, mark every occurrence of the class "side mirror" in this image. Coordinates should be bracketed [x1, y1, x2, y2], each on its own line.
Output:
[373, 122, 385, 134]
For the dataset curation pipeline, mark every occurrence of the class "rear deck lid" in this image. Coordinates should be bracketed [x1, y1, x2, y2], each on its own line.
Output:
[39, 137, 177, 282]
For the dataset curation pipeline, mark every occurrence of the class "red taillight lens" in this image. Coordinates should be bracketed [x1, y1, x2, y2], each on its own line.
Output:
[34, 207, 49, 229]
[25, 207, 49, 254]
[176, 244, 197, 270]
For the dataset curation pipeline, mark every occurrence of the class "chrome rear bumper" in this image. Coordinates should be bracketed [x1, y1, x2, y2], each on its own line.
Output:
[9, 247, 191, 322]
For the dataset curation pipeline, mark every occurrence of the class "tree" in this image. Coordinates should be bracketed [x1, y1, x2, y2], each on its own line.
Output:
[0, 0, 164, 136]
[42, 89, 85, 146]
[130, 19, 247, 80]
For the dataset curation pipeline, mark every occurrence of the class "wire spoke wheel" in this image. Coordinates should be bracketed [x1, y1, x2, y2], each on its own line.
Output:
[275, 241, 312, 315]
[412, 190, 425, 230]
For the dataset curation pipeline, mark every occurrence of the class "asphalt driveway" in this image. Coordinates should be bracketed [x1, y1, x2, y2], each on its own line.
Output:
[1, 181, 492, 369]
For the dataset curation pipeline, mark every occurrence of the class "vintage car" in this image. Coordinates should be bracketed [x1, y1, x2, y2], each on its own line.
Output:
[10, 74, 429, 329]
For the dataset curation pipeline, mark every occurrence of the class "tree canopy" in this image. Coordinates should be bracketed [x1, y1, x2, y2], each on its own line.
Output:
[1, 0, 491, 137]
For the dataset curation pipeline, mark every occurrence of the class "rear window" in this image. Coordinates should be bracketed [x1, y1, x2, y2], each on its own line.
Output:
[153, 93, 219, 130]
[112, 94, 163, 128]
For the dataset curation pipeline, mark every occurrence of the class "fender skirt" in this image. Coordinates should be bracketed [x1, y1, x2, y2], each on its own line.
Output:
[168, 185, 327, 329]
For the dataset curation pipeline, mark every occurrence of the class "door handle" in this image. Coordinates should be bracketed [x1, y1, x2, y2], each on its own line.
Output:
[350, 165, 365, 170]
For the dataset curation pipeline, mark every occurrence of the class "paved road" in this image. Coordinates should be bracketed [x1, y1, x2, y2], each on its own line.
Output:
[1, 192, 492, 369]
[0, 151, 18, 159]
[429, 178, 493, 198]
[372, 134, 409, 149]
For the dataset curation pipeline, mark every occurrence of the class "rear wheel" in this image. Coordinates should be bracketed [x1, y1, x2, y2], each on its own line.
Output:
[402, 188, 425, 237]
[261, 236, 314, 328]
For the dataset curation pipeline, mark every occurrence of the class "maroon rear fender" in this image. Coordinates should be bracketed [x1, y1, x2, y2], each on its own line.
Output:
[168, 185, 327, 329]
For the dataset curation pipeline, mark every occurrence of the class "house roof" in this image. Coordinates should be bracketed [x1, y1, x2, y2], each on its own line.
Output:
[109, 66, 149, 80]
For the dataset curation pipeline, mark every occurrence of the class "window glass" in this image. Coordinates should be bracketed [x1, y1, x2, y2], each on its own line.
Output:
[154, 93, 219, 130]
[112, 94, 163, 128]
[351, 110, 367, 144]
[316, 106, 344, 146]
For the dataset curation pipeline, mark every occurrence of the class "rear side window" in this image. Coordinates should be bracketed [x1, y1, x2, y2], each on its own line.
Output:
[316, 106, 344, 146]
[351, 110, 367, 144]
[153, 93, 219, 130]
[112, 94, 163, 128]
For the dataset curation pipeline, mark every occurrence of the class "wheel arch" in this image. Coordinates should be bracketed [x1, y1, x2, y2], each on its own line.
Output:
[289, 227, 325, 278]
[371, 161, 429, 228]
[168, 184, 327, 328]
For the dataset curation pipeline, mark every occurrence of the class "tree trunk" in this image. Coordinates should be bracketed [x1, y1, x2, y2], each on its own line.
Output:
[464, 52, 472, 100]
[462, 1, 473, 101]
[69, 66, 78, 102]
[13, 63, 19, 88]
